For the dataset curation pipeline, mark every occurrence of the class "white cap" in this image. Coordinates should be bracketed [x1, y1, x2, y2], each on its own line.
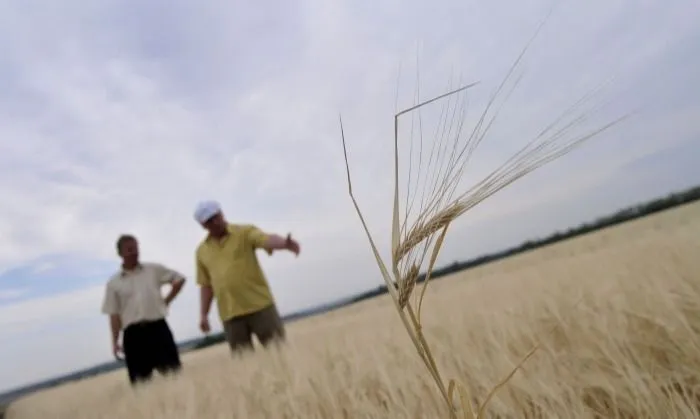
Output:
[194, 200, 222, 224]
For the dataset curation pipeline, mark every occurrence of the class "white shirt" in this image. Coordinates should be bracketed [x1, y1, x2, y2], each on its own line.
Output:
[101, 262, 185, 329]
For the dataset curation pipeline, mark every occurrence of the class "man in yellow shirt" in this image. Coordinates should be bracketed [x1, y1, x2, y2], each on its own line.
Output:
[193, 200, 300, 353]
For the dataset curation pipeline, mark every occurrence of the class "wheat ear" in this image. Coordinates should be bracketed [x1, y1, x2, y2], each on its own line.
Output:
[339, 15, 628, 419]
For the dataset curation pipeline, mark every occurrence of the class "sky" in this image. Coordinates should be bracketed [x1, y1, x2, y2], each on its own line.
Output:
[0, 0, 699, 393]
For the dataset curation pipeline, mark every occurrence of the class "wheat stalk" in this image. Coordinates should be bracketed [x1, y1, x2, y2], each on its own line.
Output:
[339, 15, 628, 419]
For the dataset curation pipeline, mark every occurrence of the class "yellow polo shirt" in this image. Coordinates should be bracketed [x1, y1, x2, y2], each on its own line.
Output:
[196, 223, 275, 322]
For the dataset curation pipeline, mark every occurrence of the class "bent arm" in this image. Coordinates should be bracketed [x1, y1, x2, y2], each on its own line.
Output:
[164, 278, 185, 306]
[154, 263, 187, 286]
[152, 263, 187, 305]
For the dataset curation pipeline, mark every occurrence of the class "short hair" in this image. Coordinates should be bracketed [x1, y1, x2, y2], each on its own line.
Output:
[116, 234, 137, 252]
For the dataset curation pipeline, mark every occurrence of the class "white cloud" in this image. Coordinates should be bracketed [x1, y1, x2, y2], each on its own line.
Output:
[0, 0, 699, 393]
[0, 288, 29, 301]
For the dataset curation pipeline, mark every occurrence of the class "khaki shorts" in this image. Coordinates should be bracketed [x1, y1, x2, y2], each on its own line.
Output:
[223, 304, 286, 352]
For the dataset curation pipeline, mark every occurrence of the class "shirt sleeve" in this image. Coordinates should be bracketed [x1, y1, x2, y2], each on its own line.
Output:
[245, 225, 269, 249]
[151, 263, 186, 286]
[196, 253, 212, 287]
[101, 284, 120, 315]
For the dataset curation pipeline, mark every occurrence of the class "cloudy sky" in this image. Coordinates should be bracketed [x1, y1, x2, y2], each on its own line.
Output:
[1, 0, 699, 393]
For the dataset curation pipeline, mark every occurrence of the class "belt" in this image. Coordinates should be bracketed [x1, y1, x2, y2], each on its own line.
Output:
[127, 318, 164, 328]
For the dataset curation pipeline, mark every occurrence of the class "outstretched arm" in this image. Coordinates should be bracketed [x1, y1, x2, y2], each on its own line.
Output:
[262, 233, 300, 256]
[246, 225, 300, 256]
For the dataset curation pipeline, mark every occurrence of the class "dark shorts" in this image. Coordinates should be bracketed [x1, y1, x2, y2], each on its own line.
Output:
[223, 304, 286, 353]
[122, 318, 181, 384]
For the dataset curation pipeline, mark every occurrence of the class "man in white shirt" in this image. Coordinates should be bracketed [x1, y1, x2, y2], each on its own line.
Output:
[101, 234, 186, 385]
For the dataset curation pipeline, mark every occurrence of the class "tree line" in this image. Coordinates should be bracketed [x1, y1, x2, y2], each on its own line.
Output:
[344, 184, 700, 304]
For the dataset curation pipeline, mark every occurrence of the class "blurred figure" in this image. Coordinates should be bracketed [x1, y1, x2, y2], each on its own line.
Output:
[193, 200, 300, 353]
[101, 234, 187, 385]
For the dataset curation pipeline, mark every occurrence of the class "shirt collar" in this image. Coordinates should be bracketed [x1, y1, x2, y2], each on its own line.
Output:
[120, 263, 143, 277]
[206, 224, 234, 243]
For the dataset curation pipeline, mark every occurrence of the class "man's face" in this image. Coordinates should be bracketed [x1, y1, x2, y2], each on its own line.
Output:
[202, 212, 227, 236]
[118, 238, 139, 261]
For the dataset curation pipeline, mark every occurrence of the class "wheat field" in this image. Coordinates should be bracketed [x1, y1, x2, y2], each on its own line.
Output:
[7, 201, 700, 418]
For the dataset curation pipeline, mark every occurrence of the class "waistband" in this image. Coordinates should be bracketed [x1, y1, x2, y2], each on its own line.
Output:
[125, 318, 166, 330]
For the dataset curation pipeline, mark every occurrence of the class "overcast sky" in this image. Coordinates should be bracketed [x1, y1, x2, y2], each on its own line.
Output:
[0, 0, 699, 393]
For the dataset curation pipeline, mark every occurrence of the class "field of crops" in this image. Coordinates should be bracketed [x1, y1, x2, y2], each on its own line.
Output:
[7, 201, 700, 418]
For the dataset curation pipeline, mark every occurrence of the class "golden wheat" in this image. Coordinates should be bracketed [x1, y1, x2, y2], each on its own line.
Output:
[7, 202, 700, 419]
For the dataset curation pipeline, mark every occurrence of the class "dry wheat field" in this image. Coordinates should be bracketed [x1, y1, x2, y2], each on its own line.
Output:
[7, 201, 700, 419]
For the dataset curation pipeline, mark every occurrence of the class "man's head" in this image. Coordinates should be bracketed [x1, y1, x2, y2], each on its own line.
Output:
[116, 234, 139, 267]
[194, 200, 227, 237]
